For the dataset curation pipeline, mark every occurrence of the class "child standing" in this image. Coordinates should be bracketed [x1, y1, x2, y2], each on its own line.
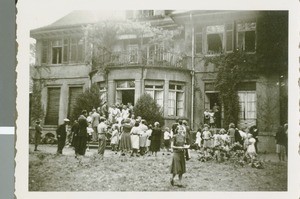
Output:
[86, 122, 94, 151]
[202, 125, 212, 156]
[195, 128, 202, 150]
[163, 127, 172, 154]
[110, 124, 119, 152]
[246, 134, 257, 162]
[213, 130, 221, 148]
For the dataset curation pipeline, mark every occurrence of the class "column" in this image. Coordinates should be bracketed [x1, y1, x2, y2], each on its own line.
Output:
[135, 79, 142, 104]
[107, 80, 115, 107]
[163, 78, 169, 117]
[59, 82, 68, 125]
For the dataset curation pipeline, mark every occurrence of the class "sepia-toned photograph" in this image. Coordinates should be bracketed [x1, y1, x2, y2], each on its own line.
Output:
[15, 0, 300, 198]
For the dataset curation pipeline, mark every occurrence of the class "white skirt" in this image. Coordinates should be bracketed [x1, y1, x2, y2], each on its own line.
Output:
[131, 134, 140, 149]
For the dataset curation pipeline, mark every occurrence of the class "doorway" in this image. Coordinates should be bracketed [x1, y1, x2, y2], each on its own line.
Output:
[206, 92, 222, 128]
[116, 89, 135, 106]
[122, 90, 135, 106]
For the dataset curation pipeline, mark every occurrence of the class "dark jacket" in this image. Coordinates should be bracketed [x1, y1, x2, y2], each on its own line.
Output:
[234, 129, 243, 145]
[56, 124, 67, 139]
[275, 126, 287, 145]
[78, 115, 88, 137]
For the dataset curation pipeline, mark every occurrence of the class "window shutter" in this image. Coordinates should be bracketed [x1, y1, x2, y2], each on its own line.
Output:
[195, 33, 202, 54]
[41, 41, 48, 64]
[63, 39, 69, 63]
[68, 87, 83, 119]
[45, 88, 61, 125]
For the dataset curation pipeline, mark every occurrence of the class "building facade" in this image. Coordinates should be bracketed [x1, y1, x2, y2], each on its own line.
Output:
[30, 10, 288, 152]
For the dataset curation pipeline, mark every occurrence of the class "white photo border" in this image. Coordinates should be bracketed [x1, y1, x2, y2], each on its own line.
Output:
[16, 0, 300, 198]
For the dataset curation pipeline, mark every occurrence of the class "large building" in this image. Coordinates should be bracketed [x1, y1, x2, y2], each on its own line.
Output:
[30, 10, 288, 152]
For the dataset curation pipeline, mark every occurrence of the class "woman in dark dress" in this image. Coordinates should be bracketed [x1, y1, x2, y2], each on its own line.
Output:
[119, 118, 132, 156]
[149, 122, 162, 156]
[170, 128, 186, 187]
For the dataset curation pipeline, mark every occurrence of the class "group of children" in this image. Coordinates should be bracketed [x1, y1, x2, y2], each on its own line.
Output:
[194, 124, 258, 162]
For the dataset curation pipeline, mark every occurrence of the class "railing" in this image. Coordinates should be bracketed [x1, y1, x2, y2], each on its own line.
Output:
[94, 49, 190, 69]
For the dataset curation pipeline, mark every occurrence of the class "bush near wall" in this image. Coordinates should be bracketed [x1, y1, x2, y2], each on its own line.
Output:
[133, 93, 165, 127]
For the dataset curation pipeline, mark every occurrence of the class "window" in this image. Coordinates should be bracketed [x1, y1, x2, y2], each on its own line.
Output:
[45, 37, 84, 65]
[168, 83, 184, 117]
[52, 40, 62, 64]
[225, 24, 233, 52]
[45, 87, 61, 125]
[116, 80, 135, 105]
[144, 81, 164, 109]
[98, 81, 107, 103]
[128, 45, 138, 63]
[238, 91, 256, 120]
[148, 44, 164, 63]
[237, 22, 256, 52]
[197, 24, 233, 55]
[139, 10, 154, 18]
[206, 25, 224, 55]
[70, 38, 84, 63]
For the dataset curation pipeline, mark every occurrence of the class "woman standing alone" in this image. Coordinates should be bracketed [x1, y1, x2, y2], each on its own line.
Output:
[170, 127, 187, 187]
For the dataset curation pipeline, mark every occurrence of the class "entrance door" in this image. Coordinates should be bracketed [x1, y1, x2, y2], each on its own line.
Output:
[206, 93, 222, 128]
[208, 93, 220, 110]
[122, 90, 135, 106]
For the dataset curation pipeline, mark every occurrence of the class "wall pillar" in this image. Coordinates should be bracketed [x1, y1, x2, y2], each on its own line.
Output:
[107, 80, 115, 107]
[59, 83, 68, 125]
[163, 78, 169, 117]
[135, 79, 142, 104]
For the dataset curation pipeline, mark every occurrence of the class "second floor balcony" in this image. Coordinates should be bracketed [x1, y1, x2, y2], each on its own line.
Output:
[92, 48, 190, 70]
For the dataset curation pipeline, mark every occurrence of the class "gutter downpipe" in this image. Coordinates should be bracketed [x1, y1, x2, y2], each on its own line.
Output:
[190, 12, 195, 130]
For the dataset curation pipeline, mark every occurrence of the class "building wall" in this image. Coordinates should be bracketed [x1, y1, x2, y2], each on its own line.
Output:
[256, 74, 281, 134]
[30, 11, 287, 153]
[40, 78, 90, 125]
[92, 66, 192, 127]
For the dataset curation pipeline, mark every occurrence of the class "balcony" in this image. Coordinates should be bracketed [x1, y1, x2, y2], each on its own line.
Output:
[93, 49, 189, 70]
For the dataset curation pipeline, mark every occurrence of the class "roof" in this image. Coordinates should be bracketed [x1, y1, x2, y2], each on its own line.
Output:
[31, 10, 124, 33]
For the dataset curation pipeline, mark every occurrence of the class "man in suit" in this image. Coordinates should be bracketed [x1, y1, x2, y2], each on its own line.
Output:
[56, 118, 70, 154]
[34, 120, 42, 151]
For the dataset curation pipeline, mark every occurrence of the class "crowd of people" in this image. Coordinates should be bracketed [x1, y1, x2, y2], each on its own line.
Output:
[54, 103, 176, 159]
[33, 102, 288, 186]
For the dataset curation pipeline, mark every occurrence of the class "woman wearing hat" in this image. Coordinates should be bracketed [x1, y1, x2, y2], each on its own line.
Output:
[119, 118, 132, 156]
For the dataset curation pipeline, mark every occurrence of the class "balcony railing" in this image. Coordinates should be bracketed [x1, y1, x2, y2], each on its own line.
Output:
[94, 49, 189, 69]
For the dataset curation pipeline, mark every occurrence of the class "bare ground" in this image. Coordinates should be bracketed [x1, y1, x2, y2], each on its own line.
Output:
[29, 145, 287, 192]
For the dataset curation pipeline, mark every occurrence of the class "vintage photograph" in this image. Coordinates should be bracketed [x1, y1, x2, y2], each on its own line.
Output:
[26, 9, 289, 192]
[17, 0, 300, 197]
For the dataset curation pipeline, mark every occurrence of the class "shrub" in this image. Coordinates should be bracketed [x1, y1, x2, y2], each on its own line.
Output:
[133, 93, 165, 127]
[71, 83, 102, 122]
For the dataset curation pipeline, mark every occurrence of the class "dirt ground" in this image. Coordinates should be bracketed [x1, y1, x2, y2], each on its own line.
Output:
[29, 144, 287, 191]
